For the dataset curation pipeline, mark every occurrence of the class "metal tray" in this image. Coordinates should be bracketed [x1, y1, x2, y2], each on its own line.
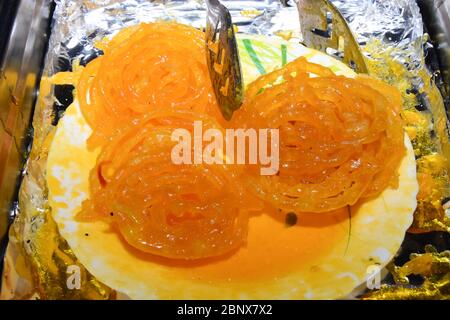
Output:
[0, 0, 54, 277]
[0, 0, 449, 295]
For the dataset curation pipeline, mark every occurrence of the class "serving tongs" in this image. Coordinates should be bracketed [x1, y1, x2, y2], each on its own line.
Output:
[296, 0, 368, 74]
[205, 0, 368, 121]
[205, 0, 244, 120]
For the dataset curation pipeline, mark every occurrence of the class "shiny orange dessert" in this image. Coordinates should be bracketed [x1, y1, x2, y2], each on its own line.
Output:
[232, 57, 405, 213]
[77, 22, 223, 150]
[78, 108, 261, 259]
[76, 22, 405, 261]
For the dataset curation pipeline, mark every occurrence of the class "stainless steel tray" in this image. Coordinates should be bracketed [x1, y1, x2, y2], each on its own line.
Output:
[0, 0, 449, 294]
[0, 0, 53, 276]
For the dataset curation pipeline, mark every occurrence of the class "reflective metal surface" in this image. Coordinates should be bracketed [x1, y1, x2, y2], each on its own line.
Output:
[297, 0, 368, 74]
[206, 0, 244, 120]
[0, 0, 53, 261]
[417, 0, 450, 106]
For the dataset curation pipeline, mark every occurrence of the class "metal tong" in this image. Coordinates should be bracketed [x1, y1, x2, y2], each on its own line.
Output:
[205, 0, 368, 121]
[296, 0, 368, 74]
[205, 0, 244, 121]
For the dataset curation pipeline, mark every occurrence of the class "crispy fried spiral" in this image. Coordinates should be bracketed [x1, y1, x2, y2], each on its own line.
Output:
[78, 108, 261, 259]
[77, 22, 223, 149]
[232, 57, 405, 212]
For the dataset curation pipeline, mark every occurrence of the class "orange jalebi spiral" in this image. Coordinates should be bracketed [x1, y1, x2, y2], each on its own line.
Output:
[78, 108, 262, 259]
[232, 57, 405, 213]
[77, 22, 223, 149]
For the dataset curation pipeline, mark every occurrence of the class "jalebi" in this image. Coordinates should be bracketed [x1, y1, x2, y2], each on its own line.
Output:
[232, 57, 405, 212]
[78, 107, 261, 259]
[77, 22, 223, 149]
